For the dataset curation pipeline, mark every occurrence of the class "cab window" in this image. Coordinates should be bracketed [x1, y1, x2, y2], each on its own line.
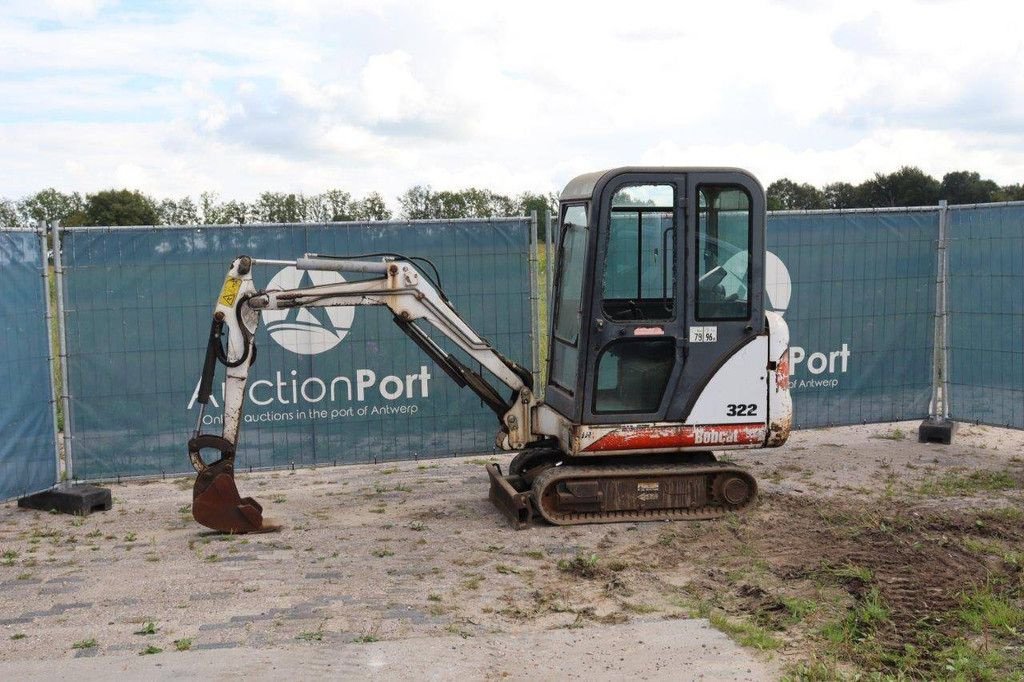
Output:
[602, 184, 675, 321]
[549, 204, 588, 392]
[696, 186, 751, 320]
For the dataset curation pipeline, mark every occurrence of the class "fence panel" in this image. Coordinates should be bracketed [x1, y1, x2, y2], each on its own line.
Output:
[61, 219, 533, 480]
[0, 228, 58, 500]
[766, 210, 938, 428]
[947, 203, 1024, 429]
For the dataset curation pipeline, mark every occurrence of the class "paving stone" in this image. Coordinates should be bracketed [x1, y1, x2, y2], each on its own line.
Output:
[198, 621, 246, 632]
[192, 641, 241, 651]
[39, 587, 75, 595]
[380, 605, 441, 625]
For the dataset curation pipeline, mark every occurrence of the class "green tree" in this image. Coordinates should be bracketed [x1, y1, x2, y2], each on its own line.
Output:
[432, 189, 471, 218]
[993, 184, 1024, 201]
[940, 171, 998, 205]
[219, 200, 251, 224]
[254, 192, 305, 223]
[517, 192, 557, 237]
[349, 192, 391, 221]
[157, 196, 200, 225]
[84, 189, 158, 226]
[766, 178, 827, 210]
[0, 198, 21, 227]
[398, 185, 522, 220]
[857, 166, 940, 207]
[305, 190, 353, 222]
[199, 192, 251, 224]
[397, 185, 438, 219]
[18, 188, 86, 225]
[822, 182, 860, 209]
[199, 192, 225, 224]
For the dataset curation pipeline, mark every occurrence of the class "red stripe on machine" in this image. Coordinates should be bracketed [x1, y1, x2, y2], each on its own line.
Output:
[583, 423, 766, 452]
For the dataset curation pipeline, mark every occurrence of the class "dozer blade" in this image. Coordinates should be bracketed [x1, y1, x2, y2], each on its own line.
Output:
[486, 463, 532, 530]
[192, 458, 278, 534]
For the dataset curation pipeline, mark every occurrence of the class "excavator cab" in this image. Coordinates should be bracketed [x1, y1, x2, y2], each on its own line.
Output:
[546, 167, 767, 428]
[486, 168, 790, 526]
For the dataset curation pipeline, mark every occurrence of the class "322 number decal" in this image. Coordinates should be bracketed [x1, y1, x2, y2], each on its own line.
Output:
[726, 403, 758, 416]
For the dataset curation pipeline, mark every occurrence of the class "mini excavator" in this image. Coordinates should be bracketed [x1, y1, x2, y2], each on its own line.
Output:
[187, 167, 792, 533]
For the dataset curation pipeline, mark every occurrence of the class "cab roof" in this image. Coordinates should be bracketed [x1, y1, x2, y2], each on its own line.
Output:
[559, 166, 758, 202]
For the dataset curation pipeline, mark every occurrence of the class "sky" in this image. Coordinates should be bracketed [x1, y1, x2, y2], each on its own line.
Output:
[1, 0, 1023, 205]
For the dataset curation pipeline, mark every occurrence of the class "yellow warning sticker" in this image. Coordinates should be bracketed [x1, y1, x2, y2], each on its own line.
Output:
[218, 277, 242, 307]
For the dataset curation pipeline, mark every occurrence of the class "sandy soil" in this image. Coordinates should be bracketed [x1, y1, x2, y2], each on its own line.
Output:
[0, 420, 1022, 679]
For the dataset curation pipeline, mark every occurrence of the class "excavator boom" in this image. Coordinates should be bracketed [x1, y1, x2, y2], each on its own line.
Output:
[188, 253, 542, 533]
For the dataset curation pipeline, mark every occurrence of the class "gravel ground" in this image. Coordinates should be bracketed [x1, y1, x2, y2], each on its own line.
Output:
[0, 420, 1021, 679]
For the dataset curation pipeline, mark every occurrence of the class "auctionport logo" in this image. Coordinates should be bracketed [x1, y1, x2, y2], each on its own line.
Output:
[262, 266, 355, 355]
[764, 250, 850, 382]
[765, 250, 791, 315]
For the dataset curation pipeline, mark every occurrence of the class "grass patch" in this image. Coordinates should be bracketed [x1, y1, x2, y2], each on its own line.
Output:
[173, 638, 192, 651]
[829, 563, 873, 583]
[957, 584, 1024, 634]
[461, 574, 484, 590]
[821, 588, 890, 647]
[296, 630, 324, 642]
[10, 633, 26, 641]
[557, 552, 601, 579]
[780, 596, 818, 623]
[709, 612, 782, 650]
[919, 470, 1017, 496]
[139, 645, 163, 655]
[352, 633, 380, 643]
[72, 638, 98, 650]
[133, 621, 158, 636]
[871, 428, 906, 441]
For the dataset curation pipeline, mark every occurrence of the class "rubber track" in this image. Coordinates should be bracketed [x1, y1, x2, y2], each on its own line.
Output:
[530, 462, 757, 526]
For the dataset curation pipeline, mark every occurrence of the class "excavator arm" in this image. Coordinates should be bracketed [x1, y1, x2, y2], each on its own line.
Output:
[189, 254, 541, 533]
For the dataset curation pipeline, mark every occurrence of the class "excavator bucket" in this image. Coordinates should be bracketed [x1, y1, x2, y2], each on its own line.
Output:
[192, 456, 275, 534]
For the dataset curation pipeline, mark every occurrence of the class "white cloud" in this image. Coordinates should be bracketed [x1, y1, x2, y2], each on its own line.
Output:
[1, 0, 1024, 207]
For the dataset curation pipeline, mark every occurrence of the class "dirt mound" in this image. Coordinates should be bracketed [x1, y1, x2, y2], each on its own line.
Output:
[629, 493, 1024, 677]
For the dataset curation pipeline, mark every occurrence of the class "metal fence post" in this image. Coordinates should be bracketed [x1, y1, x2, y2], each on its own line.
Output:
[39, 223, 63, 482]
[546, 211, 554, 303]
[51, 222, 76, 474]
[528, 211, 541, 392]
[919, 200, 955, 443]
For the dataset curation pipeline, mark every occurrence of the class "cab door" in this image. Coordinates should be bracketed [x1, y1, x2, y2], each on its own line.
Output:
[581, 173, 686, 425]
[676, 172, 766, 423]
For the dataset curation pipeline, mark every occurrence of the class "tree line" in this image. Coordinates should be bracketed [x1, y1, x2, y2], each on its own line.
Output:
[767, 167, 1024, 210]
[2, 167, 1022, 228]
[0, 186, 557, 230]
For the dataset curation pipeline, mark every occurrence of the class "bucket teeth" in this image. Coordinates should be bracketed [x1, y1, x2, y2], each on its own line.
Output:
[192, 458, 266, 534]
